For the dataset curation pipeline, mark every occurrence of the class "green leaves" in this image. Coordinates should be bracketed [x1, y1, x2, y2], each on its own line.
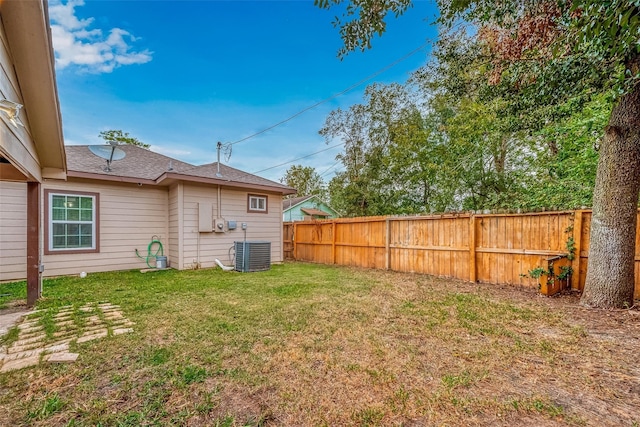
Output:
[314, 0, 414, 58]
[317, 0, 616, 214]
[281, 165, 327, 200]
[321, 27, 607, 215]
[98, 129, 150, 149]
[320, 82, 447, 216]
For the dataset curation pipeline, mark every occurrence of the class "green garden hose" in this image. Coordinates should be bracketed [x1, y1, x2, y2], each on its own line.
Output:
[135, 235, 164, 268]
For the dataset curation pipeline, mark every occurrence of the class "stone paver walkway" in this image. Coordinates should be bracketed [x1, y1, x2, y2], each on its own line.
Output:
[0, 302, 134, 373]
[0, 309, 30, 337]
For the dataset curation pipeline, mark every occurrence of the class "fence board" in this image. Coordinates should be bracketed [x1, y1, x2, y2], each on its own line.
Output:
[283, 223, 294, 259]
[285, 210, 640, 297]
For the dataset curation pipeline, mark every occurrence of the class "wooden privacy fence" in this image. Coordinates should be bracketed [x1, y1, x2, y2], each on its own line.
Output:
[284, 210, 640, 299]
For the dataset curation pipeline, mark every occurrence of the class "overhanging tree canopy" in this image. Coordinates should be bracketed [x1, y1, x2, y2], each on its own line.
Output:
[316, 0, 640, 308]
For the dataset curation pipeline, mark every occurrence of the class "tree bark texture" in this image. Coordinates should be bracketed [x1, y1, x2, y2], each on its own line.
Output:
[581, 85, 640, 308]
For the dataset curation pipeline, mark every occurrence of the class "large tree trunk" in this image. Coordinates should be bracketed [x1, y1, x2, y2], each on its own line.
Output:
[581, 85, 640, 308]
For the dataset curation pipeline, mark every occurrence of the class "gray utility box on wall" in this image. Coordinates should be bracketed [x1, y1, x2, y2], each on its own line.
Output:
[234, 241, 271, 272]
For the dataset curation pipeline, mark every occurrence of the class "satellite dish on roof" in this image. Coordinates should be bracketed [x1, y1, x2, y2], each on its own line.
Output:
[88, 143, 126, 172]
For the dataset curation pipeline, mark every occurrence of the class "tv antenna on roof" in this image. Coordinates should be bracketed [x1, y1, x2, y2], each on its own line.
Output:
[88, 141, 126, 172]
[215, 141, 232, 177]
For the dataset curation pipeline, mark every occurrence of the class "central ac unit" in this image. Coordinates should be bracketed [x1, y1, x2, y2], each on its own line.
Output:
[234, 241, 271, 272]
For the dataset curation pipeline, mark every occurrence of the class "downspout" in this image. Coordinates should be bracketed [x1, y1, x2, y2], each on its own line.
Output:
[196, 229, 200, 268]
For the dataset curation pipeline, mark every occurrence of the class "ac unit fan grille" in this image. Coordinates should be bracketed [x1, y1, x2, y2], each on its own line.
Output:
[234, 241, 271, 272]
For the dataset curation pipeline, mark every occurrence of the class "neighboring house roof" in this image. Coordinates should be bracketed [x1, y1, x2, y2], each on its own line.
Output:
[282, 195, 314, 210]
[66, 145, 296, 195]
[282, 194, 340, 218]
[301, 207, 331, 217]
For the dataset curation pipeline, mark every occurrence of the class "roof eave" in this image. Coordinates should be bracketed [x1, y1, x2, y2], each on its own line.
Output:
[65, 166, 297, 195]
[156, 172, 297, 195]
[2, 0, 66, 175]
[66, 170, 156, 185]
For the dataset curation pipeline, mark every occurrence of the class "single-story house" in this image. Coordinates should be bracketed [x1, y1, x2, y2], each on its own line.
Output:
[283, 195, 339, 222]
[0, 0, 67, 305]
[0, 145, 296, 282]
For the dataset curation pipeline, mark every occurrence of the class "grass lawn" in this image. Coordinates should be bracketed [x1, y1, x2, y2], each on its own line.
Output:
[0, 262, 638, 426]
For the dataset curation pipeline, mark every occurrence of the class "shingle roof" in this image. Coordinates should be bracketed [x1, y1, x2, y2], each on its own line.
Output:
[65, 145, 295, 194]
[178, 162, 293, 191]
[66, 145, 194, 181]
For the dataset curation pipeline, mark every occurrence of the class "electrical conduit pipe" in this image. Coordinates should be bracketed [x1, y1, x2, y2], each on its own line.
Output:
[215, 259, 234, 271]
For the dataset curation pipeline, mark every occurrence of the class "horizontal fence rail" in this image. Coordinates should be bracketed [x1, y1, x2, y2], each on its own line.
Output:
[284, 210, 640, 299]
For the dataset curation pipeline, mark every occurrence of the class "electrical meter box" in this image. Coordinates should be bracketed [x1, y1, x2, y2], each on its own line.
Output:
[214, 218, 225, 233]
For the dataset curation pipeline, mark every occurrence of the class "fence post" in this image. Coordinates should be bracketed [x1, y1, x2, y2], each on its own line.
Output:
[469, 214, 477, 283]
[571, 210, 583, 290]
[385, 217, 391, 270]
[293, 222, 298, 260]
[332, 220, 337, 264]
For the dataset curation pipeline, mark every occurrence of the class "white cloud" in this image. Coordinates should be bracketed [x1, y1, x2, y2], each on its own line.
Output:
[48, 0, 152, 73]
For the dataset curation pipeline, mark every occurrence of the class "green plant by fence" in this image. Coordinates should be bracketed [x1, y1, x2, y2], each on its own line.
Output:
[284, 210, 640, 299]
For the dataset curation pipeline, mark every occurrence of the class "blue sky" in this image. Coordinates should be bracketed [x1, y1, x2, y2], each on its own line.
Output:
[49, 0, 439, 182]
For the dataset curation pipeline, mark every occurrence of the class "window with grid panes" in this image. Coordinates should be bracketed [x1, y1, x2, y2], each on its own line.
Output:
[49, 193, 96, 250]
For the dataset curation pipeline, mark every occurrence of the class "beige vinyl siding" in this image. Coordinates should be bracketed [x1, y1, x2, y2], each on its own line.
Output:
[1, 176, 285, 281]
[181, 184, 284, 269]
[42, 179, 169, 277]
[0, 181, 27, 281]
[0, 16, 38, 181]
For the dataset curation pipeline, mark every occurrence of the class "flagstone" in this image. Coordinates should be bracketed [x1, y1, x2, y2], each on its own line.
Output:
[3, 348, 44, 361]
[7, 342, 46, 354]
[0, 355, 40, 372]
[53, 330, 78, 338]
[44, 343, 69, 353]
[17, 322, 42, 331]
[45, 352, 79, 363]
[0, 302, 134, 371]
[56, 320, 75, 327]
[15, 334, 46, 345]
[77, 330, 108, 343]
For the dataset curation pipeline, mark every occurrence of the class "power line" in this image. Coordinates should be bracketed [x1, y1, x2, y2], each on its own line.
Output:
[221, 25, 479, 183]
[228, 41, 431, 146]
[251, 142, 344, 175]
[319, 160, 342, 177]
[225, 39, 439, 181]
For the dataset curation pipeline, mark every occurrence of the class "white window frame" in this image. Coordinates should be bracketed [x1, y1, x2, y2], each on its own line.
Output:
[46, 191, 98, 253]
[248, 194, 268, 213]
